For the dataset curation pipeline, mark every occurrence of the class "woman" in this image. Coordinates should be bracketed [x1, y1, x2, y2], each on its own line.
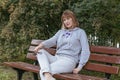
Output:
[34, 10, 90, 80]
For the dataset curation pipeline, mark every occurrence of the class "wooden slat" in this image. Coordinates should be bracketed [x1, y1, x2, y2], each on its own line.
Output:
[4, 62, 39, 73]
[77, 74, 106, 80]
[84, 62, 119, 74]
[31, 39, 43, 45]
[90, 53, 120, 64]
[28, 46, 36, 52]
[4, 61, 107, 80]
[4, 62, 107, 80]
[26, 53, 37, 60]
[90, 46, 120, 55]
[28, 46, 56, 55]
[54, 74, 106, 80]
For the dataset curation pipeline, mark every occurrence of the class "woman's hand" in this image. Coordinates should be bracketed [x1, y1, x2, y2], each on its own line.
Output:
[34, 46, 40, 54]
[73, 67, 82, 74]
[33, 43, 43, 54]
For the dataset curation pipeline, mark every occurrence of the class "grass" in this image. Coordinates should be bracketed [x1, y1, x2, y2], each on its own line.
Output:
[0, 65, 35, 80]
[0, 66, 15, 80]
[80, 69, 120, 80]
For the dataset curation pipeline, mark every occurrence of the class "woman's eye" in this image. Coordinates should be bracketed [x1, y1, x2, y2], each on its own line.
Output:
[63, 19, 67, 21]
[67, 17, 70, 19]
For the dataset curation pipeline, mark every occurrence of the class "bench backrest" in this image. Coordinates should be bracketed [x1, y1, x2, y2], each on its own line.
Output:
[27, 39, 56, 60]
[27, 39, 120, 76]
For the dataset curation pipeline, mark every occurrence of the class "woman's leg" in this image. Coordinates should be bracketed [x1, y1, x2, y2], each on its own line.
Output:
[50, 56, 76, 75]
[36, 49, 57, 80]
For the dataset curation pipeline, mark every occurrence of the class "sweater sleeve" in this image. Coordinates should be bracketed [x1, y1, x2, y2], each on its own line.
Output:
[42, 30, 61, 48]
[77, 30, 90, 69]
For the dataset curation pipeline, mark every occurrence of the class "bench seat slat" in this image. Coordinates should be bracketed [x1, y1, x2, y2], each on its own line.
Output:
[3, 62, 107, 80]
[4, 62, 40, 73]
[84, 62, 119, 74]
[90, 53, 120, 64]
[4, 62, 107, 80]
[54, 74, 107, 80]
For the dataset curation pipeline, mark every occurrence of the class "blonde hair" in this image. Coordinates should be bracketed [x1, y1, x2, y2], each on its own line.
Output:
[61, 10, 79, 29]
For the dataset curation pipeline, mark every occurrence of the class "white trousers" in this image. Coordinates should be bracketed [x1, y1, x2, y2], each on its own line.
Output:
[36, 49, 76, 80]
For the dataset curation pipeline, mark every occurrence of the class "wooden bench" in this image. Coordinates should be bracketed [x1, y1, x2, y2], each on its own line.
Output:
[3, 39, 120, 80]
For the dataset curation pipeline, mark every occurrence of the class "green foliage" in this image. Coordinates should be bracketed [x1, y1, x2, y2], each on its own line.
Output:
[0, 0, 120, 62]
[71, 0, 120, 46]
[0, 0, 65, 62]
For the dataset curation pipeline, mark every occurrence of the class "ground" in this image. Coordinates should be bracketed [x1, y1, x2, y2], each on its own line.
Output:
[0, 65, 34, 80]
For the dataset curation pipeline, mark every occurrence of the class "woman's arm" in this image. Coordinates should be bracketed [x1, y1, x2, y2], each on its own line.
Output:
[42, 30, 61, 48]
[73, 29, 90, 74]
[34, 43, 44, 54]
[34, 30, 61, 53]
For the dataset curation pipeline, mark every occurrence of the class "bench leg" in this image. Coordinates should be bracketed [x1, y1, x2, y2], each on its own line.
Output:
[105, 63, 112, 79]
[33, 61, 39, 80]
[13, 68, 25, 80]
[33, 73, 39, 80]
[105, 73, 111, 80]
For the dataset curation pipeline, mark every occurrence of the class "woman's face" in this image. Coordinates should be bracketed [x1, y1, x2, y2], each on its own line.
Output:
[63, 17, 73, 29]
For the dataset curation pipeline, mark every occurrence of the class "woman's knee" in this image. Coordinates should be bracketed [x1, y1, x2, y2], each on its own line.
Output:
[36, 49, 46, 58]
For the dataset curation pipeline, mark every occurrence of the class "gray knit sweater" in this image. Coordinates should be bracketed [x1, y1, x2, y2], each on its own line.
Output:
[42, 27, 90, 69]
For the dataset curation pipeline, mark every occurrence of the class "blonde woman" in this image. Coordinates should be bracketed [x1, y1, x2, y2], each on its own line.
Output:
[34, 10, 90, 80]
